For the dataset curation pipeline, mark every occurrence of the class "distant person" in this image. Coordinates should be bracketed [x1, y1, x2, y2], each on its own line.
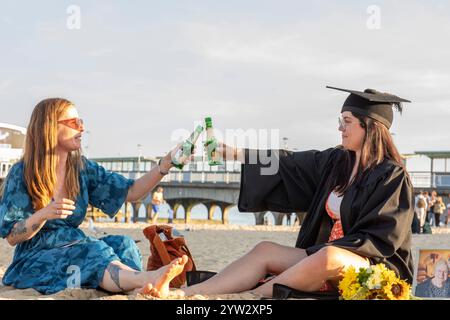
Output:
[415, 191, 427, 211]
[286, 213, 291, 226]
[0, 98, 188, 295]
[168, 206, 174, 224]
[427, 191, 437, 226]
[415, 259, 450, 298]
[446, 194, 450, 227]
[431, 197, 446, 227]
[424, 191, 430, 222]
[151, 186, 165, 224]
[413, 191, 427, 234]
[415, 197, 427, 233]
[411, 207, 420, 234]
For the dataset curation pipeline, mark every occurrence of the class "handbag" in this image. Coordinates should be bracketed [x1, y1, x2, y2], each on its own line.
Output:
[422, 222, 433, 234]
[143, 224, 196, 288]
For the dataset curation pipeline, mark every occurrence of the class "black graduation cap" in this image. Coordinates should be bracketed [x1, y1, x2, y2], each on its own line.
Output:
[326, 86, 411, 129]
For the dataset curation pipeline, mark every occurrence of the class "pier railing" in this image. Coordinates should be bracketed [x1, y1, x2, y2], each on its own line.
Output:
[409, 171, 450, 189]
[2, 160, 450, 189]
[117, 170, 450, 188]
[118, 170, 241, 184]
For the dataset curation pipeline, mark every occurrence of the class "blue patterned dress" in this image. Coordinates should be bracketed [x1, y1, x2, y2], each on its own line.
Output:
[0, 158, 142, 294]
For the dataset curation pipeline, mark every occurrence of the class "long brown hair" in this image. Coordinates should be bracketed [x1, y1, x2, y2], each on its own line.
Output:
[24, 98, 83, 210]
[330, 114, 405, 195]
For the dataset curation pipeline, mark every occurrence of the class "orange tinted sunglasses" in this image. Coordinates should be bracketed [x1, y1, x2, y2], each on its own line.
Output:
[57, 118, 84, 131]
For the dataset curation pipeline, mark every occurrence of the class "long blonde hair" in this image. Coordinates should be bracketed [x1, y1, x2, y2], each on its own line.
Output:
[24, 98, 83, 210]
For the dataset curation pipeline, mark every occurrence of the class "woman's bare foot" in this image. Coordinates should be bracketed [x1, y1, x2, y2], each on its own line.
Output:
[132, 283, 159, 296]
[138, 255, 188, 298]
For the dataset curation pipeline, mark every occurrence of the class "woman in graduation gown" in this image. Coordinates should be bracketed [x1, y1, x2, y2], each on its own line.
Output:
[151, 86, 415, 299]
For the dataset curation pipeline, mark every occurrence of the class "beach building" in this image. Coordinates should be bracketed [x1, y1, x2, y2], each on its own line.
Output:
[0, 123, 26, 179]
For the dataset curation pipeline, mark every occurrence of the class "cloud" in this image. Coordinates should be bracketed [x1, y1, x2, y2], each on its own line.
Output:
[181, 21, 381, 79]
[0, 80, 12, 95]
[1, 0, 450, 162]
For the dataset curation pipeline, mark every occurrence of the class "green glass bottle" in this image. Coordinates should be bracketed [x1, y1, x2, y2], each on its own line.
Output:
[171, 125, 204, 170]
[204, 117, 223, 166]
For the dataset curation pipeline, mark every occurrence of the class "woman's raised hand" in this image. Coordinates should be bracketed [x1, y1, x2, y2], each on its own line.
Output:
[214, 142, 242, 161]
[166, 142, 197, 168]
[42, 198, 76, 220]
[163, 141, 242, 171]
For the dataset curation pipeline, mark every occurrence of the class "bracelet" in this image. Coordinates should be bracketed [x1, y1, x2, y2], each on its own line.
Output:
[157, 158, 169, 176]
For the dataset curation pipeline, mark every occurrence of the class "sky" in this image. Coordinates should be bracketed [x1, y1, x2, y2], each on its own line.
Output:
[1, 0, 450, 171]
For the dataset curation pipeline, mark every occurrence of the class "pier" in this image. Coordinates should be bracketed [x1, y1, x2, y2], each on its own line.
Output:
[1, 151, 449, 225]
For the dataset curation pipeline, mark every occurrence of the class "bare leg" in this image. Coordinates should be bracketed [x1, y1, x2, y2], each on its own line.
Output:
[252, 246, 370, 298]
[179, 241, 307, 296]
[152, 212, 160, 224]
[99, 255, 188, 296]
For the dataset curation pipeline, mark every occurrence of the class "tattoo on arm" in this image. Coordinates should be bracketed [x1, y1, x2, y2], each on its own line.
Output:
[107, 263, 125, 292]
[32, 223, 40, 232]
[11, 220, 27, 237]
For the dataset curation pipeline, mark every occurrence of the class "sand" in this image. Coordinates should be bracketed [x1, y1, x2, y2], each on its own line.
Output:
[1, 222, 449, 300]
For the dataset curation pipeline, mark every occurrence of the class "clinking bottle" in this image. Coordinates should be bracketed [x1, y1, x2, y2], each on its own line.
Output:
[171, 125, 204, 170]
[204, 117, 223, 166]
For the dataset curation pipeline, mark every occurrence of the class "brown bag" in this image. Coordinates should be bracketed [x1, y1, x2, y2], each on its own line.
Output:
[143, 225, 196, 288]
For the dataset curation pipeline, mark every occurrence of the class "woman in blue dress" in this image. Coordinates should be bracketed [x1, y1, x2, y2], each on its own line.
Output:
[0, 98, 187, 295]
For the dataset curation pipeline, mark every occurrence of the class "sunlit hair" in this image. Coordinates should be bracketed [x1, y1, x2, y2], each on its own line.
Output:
[434, 259, 449, 273]
[23, 98, 83, 210]
[329, 113, 406, 195]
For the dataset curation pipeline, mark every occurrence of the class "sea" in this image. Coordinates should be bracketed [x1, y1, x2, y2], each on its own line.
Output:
[109, 203, 296, 226]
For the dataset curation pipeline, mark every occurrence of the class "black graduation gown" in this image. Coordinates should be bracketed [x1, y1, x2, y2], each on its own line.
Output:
[238, 147, 415, 283]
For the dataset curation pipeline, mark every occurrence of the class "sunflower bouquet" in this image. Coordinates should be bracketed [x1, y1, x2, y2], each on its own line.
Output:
[338, 263, 412, 300]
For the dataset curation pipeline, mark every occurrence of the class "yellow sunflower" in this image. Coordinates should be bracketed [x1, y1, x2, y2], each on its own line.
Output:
[383, 279, 411, 300]
[339, 266, 361, 300]
[341, 283, 364, 300]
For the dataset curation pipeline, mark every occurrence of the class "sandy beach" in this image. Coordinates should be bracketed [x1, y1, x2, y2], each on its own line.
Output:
[1, 222, 449, 300]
